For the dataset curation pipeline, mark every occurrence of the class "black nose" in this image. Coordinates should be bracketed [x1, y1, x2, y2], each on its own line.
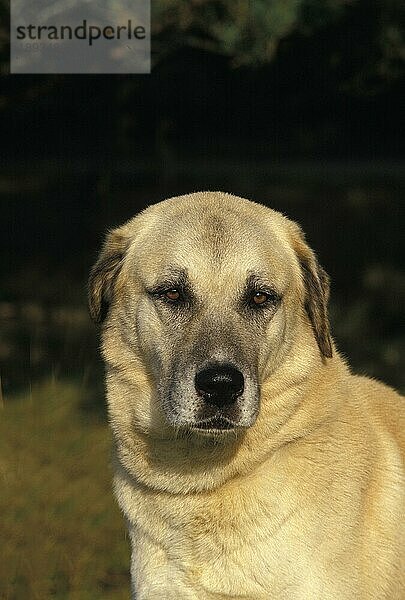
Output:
[195, 363, 244, 407]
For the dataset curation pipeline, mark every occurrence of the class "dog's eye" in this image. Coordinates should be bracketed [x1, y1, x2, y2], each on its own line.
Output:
[164, 289, 181, 302]
[252, 292, 269, 305]
[149, 284, 188, 306]
[250, 290, 279, 307]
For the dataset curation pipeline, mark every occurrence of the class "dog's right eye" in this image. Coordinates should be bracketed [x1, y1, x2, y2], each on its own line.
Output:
[148, 282, 191, 307]
[149, 286, 185, 305]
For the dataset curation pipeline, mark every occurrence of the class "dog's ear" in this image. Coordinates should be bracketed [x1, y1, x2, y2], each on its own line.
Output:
[289, 223, 333, 359]
[88, 228, 130, 324]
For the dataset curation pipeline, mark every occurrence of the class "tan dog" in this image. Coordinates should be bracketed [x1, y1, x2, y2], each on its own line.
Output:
[89, 192, 405, 599]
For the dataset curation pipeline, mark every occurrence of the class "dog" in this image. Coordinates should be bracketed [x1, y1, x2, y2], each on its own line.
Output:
[89, 191, 405, 599]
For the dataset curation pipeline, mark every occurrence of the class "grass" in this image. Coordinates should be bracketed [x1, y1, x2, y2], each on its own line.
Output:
[0, 379, 130, 600]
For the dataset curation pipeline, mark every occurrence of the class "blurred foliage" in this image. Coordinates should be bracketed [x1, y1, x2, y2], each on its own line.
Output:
[153, 0, 350, 64]
[1, 0, 404, 89]
[0, 380, 129, 599]
[1, 0, 404, 160]
[152, 0, 405, 89]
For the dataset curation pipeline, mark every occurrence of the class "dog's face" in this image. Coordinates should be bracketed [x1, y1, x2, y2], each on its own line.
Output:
[89, 192, 332, 438]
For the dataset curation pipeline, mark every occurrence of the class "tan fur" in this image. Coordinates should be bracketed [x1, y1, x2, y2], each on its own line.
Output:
[89, 192, 405, 599]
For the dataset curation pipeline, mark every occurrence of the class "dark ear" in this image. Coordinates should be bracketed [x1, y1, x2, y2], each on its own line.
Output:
[88, 229, 129, 324]
[289, 223, 333, 359]
[299, 253, 333, 358]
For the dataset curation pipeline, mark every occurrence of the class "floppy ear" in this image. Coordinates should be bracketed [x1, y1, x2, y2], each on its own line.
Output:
[289, 224, 333, 359]
[88, 228, 130, 324]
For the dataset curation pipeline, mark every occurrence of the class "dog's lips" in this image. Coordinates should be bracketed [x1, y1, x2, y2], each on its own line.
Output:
[192, 415, 237, 432]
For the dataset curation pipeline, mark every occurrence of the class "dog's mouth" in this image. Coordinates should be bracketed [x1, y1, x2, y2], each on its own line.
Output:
[191, 415, 237, 432]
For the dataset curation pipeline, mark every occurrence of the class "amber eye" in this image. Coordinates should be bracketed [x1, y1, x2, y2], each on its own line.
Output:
[165, 289, 180, 301]
[252, 292, 269, 305]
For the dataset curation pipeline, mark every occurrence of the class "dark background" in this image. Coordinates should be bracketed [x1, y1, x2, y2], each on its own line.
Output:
[0, 1, 404, 597]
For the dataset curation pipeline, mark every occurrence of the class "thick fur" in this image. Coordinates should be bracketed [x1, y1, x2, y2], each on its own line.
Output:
[89, 192, 405, 599]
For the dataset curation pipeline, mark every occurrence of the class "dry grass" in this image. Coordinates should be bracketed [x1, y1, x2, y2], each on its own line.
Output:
[0, 379, 130, 599]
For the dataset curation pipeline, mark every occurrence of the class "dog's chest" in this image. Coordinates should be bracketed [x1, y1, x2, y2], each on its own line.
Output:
[130, 477, 332, 598]
[172, 503, 296, 596]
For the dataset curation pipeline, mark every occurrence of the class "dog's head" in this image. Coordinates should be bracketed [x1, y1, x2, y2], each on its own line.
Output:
[89, 192, 332, 439]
